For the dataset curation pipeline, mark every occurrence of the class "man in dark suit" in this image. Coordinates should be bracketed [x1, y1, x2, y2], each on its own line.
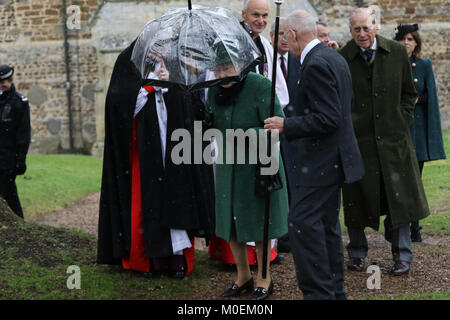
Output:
[270, 18, 302, 253]
[264, 10, 364, 300]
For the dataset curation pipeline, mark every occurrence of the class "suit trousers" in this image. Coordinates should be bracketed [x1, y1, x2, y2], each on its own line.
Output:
[0, 171, 24, 218]
[288, 184, 346, 300]
[347, 217, 413, 262]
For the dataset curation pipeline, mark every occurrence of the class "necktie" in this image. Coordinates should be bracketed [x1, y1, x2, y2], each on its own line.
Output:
[280, 56, 287, 81]
[364, 49, 375, 64]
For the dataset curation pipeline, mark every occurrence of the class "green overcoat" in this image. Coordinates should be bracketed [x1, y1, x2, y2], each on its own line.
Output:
[205, 72, 289, 243]
[339, 36, 430, 230]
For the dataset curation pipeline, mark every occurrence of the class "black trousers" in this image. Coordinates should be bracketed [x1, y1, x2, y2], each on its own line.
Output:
[0, 171, 24, 218]
[288, 184, 346, 300]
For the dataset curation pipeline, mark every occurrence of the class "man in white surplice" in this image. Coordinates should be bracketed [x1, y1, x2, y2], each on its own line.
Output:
[134, 66, 192, 257]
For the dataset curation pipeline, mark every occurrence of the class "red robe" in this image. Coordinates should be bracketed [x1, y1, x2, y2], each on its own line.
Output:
[121, 93, 195, 275]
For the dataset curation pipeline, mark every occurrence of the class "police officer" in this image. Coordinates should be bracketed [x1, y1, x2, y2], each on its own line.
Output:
[0, 65, 31, 218]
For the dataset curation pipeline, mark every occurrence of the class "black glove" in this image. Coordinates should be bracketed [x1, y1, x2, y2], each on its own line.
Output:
[15, 163, 26, 176]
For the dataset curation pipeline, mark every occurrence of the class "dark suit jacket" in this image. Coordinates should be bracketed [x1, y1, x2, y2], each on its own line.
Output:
[284, 42, 364, 187]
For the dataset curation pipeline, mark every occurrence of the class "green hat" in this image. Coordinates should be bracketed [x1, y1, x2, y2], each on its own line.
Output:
[210, 40, 244, 68]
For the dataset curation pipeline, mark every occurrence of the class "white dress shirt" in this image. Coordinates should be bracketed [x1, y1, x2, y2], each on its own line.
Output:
[301, 38, 322, 64]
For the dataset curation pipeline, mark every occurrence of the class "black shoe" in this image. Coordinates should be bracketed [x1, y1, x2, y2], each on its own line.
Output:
[271, 254, 285, 264]
[142, 271, 161, 278]
[347, 257, 365, 271]
[410, 225, 423, 243]
[390, 260, 410, 276]
[252, 280, 274, 300]
[221, 278, 254, 298]
[170, 270, 186, 279]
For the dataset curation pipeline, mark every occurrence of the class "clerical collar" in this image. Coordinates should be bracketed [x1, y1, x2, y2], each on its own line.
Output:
[301, 38, 321, 64]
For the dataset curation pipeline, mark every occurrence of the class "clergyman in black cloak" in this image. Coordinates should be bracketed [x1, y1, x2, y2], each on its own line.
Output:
[97, 40, 215, 276]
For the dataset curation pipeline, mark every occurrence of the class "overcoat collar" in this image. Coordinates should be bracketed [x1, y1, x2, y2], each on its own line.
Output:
[346, 35, 392, 62]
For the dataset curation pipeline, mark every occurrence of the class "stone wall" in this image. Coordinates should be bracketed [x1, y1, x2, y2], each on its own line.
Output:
[0, 0, 449, 156]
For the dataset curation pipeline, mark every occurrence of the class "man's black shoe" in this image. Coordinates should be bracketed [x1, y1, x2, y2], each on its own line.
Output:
[347, 257, 365, 271]
[390, 260, 410, 276]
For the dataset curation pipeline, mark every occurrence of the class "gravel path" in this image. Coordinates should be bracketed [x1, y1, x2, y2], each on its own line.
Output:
[33, 192, 450, 300]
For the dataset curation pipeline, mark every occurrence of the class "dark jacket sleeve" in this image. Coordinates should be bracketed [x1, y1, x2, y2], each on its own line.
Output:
[15, 99, 31, 171]
[284, 58, 342, 140]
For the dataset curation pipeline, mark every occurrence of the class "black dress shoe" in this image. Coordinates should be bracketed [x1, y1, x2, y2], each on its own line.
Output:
[390, 260, 410, 276]
[347, 257, 365, 271]
[142, 271, 161, 278]
[170, 270, 186, 279]
[221, 278, 254, 298]
[252, 280, 273, 300]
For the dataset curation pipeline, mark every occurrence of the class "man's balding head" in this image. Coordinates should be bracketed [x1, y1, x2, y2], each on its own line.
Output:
[285, 10, 318, 58]
[286, 10, 317, 35]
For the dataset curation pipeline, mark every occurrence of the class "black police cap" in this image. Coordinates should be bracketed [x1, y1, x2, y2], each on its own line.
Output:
[0, 65, 14, 81]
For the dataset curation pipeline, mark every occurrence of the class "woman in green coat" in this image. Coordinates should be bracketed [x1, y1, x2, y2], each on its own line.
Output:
[395, 24, 447, 242]
[205, 45, 289, 300]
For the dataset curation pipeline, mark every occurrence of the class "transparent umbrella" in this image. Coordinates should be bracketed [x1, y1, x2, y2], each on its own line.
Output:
[131, 5, 262, 91]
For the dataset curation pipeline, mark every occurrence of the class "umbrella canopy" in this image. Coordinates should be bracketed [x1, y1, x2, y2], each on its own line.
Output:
[131, 6, 262, 91]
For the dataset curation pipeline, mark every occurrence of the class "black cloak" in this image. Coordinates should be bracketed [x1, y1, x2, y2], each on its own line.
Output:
[97, 41, 215, 264]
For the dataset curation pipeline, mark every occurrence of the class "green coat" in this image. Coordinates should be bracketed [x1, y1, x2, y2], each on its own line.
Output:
[205, 72, 289, 243]
[409, 57, 446, 162]
[339, 36, 430, 230]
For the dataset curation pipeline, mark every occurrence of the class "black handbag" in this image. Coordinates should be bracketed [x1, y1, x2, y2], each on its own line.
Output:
[254, 162, 283, 198]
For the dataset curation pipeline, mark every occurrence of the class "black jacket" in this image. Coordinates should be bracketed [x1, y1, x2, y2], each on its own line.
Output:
[0, 84, 31, 173]
[284, 42, 364, 187]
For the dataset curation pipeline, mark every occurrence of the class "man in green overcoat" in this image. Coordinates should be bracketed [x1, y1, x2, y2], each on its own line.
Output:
[339, 8, 430, 276]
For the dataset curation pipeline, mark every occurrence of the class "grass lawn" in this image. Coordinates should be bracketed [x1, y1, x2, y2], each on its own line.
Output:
[0, 206, 212, 300]
[15, 154, 103, 221]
